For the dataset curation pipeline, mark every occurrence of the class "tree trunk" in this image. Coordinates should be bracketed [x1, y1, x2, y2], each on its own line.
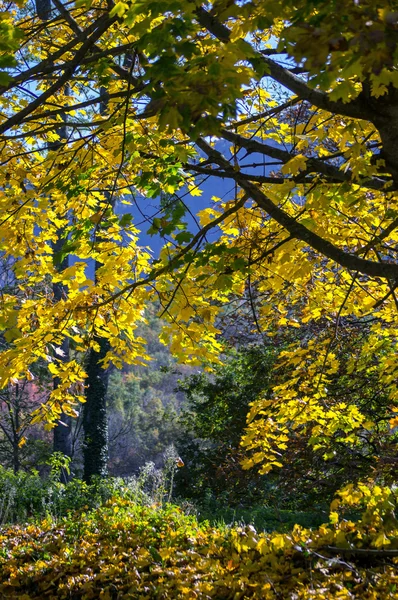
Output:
[12, 384, 20, 473]
[52, 341, 72, 458]
[52, 234, 72, 482]
[12, 441, 20, 474]
[83, 336, 110, 481]
[35, 0, 51, 20]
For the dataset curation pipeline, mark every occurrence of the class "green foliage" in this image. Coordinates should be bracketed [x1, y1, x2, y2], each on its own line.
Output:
[176, 331, 398, 510]
[0, 15, 23, 86]
[0, 450, 181, 525]
[0, 466, 111, 524]
[175, 345, 276, 505]
[0, 483, 397, 599]
[108, 369, 180, 470]
[179, 346, 276, 444]
[1, 0, 398, 488]
[46, 452, 71, 482]
[196, 497, 327, 533]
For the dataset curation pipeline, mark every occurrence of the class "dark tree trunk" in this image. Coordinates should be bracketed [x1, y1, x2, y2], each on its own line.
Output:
[35, 0, 51, 20]
[52, 340, 72, 458]
[12, 442, 20, 474]
[12, 384, 20, 474]
[83, 336, 110, 481]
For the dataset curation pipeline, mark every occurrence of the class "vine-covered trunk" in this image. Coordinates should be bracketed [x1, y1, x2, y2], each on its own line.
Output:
[83, 336, 110, 481]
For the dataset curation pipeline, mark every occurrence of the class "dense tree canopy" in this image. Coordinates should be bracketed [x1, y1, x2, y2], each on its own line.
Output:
[1, 0, 398, 475]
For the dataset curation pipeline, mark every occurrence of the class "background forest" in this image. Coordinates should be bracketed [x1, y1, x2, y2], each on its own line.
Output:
[1, 297, 397, 520]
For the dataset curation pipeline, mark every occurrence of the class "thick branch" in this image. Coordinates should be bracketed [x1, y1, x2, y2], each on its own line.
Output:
[321, 545, 398, 558]
[261, 56, 372, 121]
[187, 163, 314, 185]
[196, 138, 398, 281]
[221, 129, 389, 191]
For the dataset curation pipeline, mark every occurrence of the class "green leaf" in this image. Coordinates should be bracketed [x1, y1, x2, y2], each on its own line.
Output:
[0, 71, 12, 86]
[175, 231, 194, 244]
[232, 257, 246, 271]
[119, 213, 133, 227]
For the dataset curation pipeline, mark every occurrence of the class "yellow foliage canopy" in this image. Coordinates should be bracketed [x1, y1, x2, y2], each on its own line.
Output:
[0, 0, 397, 472]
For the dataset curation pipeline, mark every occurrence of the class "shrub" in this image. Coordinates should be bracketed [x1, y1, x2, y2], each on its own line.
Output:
[0, 482, 396, 599]
[0, 446, 182, 525]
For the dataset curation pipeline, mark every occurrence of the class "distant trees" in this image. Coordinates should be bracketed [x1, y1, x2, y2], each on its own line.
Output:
[107, 307, 187, 475]
[0, 381, 41, 473]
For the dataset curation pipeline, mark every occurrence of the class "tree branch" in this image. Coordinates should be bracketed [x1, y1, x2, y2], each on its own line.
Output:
[321, 546, 398, 558]
[51, 0, 137, 85]
[0, 16, 114, 136]
[186, 163, 310, 185]
[0, 17, 104, 96]
[21, 90, 130, 124]
[228, 98, 301, 128]
[221, 129, 389, 191]
[93, 194, 249, 308]
[195, 137, 398, 281]
[194, 6, 374, 121]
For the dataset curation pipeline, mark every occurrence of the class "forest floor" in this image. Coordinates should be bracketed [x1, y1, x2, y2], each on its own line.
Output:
[0, 496, 397, 599]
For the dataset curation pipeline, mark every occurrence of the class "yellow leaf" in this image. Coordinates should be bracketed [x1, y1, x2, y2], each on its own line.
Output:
[90, 211, 103, 225]
[109, 1, 128, 17]
[389, 416, 398, 429]
[271, 534, 286, 550]
[373, 532, 390, 548]
[189, 186, 203, 197]
[281, 154, 308, 176]
[48, 362, 58, 375]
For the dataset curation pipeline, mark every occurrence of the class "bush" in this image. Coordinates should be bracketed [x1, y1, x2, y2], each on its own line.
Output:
[0, 467, 111, 523]
[0, 482, 397, 599]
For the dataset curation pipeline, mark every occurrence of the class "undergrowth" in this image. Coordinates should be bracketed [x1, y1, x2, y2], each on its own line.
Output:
[0, 449, 327, 533]
[0, 448, 181, 525]
[0, 482, 397, 599]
